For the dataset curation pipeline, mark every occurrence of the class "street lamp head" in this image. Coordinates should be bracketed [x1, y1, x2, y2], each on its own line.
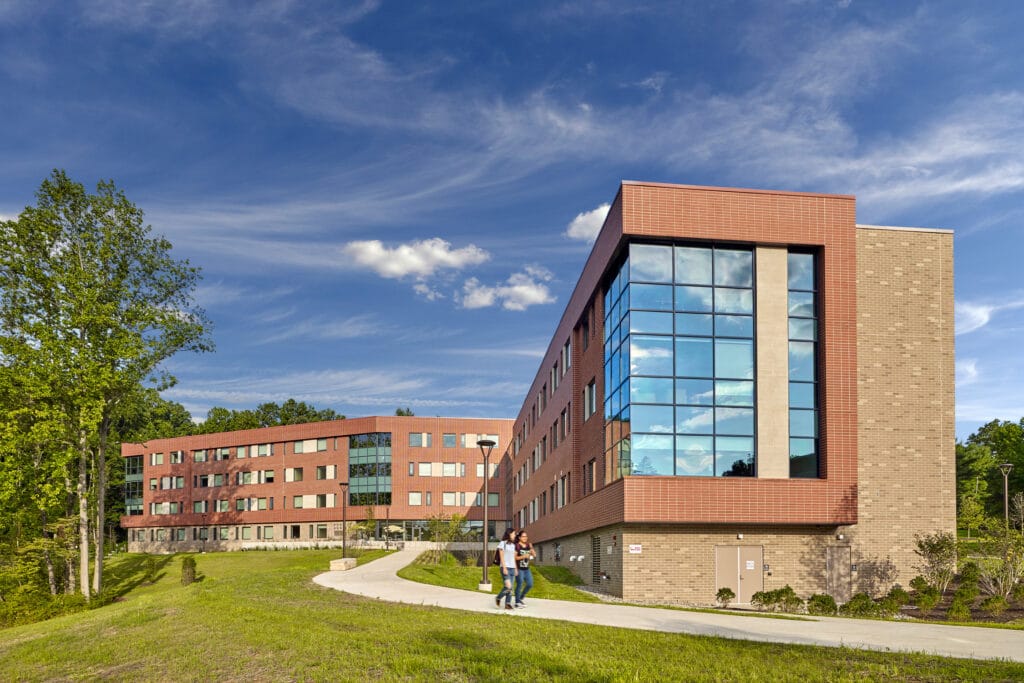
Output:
[999, 463, 1014, 477]
[338, 481, 349, 489]
[476, 439, 496, 459]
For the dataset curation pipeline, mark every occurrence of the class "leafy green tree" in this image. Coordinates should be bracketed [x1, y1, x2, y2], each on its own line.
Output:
[0, 170, 212, 599]
[194, 400, 343, 434]
[395, 407, 414, 416]
[965, 420, 1024, 515]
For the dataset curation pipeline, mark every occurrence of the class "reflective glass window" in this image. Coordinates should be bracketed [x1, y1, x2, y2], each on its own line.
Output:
[631, 284, 673, 311]
[715, 339, 754, 379]
[676, 379, 714, 405]
[715, 408, 754, 435]
[630, 310, 673, 334]
[788, 291, 815, 317]
[715, 380, 754, 407]
[715, 315, 753, 338]
[788, 318, 816, 341]
[789, 410, 817, 438]
[789, 341, 816, 381]
[714, 288, 753, 314]
[674, 246, 712, 285]
[675, 338, 713, 377]
[675, 436, 714, 476]
[716, 436, 754, 477]
[790, 438, 818, 478]
[630, 336, 674, 376]
[675, 286, 713, 312]
[788, 253, 815, 290]
[630, 244, 673, 282]
[630, 377, 674, 404]
[714, 250, 753, 287]
[676, 313, 712, 336]
[630, 435, 674, 475]
[631, 405, 674, 433]
[675, 406, 714, 434]
[789, 383, 815, 409]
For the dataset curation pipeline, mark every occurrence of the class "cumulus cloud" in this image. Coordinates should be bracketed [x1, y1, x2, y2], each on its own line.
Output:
[955, 297, 1024, 335]
[342, 237, 489, 279]
[460, 266, 556, 311]
[565, 202, 610, 243]
[413, 283, 445, 301]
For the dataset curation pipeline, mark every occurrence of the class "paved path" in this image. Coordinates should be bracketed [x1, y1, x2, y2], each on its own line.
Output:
[313, 548, 1024, 663]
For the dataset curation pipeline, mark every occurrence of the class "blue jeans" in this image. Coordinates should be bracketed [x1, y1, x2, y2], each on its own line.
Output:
[515, 567, 533, 603]
[497, 568, 516, 605]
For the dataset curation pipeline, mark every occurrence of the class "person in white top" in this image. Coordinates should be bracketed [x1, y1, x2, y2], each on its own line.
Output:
[494, 528, 518, 610]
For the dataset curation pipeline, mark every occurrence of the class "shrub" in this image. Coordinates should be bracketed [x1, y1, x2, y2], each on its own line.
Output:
[953, 582, 979, 603]
[908, 575, 931, 593]
[839, 592, 879, 618]
[1011, 581, 1024, 605]
[913, 532, 957, 595]
[181, 556, 196, 586]
[914, 590, 940, 615]
[751, 585, 804, 613]
[715, 587, 735, 609]
[946, 598, 971, 622]
[876, 596, 901, 618]
[958, 561, 980, 585]
[980, 595, 1008, 617]
[885, 584, 910, 606]
[806, 593, 837, 616]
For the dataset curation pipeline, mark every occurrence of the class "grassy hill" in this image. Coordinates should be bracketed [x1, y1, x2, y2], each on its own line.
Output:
[0, 550, 1021, 681]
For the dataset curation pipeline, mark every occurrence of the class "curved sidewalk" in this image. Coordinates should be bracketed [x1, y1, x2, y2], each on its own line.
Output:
[313, 548, 1024, 663]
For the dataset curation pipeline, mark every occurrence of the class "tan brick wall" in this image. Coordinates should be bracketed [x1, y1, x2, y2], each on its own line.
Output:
[854, 225, 956, 587]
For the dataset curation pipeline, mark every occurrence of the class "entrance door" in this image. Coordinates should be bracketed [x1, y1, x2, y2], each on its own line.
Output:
[715, 546, 764, 603]
[826, 546, 852, 604]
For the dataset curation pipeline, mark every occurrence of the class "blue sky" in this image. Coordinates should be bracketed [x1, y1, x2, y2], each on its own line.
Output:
[1, 1, 1022, 440]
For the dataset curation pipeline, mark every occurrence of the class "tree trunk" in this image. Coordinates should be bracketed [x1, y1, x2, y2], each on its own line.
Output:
[92, 417, 109, 596]
[42, 511, 57, 595]
[78, 430, 90, 600]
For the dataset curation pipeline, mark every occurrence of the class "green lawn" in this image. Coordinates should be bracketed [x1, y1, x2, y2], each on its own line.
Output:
[396, 553, 602, 602]
[1, 550, 1022, 682]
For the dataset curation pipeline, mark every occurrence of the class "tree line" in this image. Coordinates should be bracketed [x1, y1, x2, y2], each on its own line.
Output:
[957, 419, 1024, 533]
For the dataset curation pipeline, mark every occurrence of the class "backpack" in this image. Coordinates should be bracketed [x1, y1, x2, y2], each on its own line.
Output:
[492, 546, 501, 566]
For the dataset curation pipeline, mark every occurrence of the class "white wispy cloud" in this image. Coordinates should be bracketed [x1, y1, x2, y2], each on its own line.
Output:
[955, 297, 1024, 335]
[565, 203, 610, 243]
[956, 359, 979, 386]
[413, 283, 445, 301]
[255, 314, 386, 345]
[343, 237, 490, 279]
[460, 266, 556, 311]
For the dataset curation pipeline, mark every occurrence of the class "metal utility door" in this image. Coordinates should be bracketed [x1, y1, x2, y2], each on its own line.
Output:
[826, 546, 852, 604]
[715, 546, 763, 603]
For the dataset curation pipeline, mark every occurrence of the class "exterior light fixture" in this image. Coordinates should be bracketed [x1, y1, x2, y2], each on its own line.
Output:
[736, 533, 744, 540]
[999, 463, 1014, 528]
[836, 533, 845, 541]
[476, 438, 496, 591]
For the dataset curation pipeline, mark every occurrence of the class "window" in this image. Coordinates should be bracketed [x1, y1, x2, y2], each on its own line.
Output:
[460, 433, 500, 449]
[408, 432, 432, 447]
[285, 467, 303, 483]
[170, 450, 183, 464]
[316, 524, 328, 539]
[425, 491, 432, 506]
[442, 492, 457, 506]
[418, 462, 431, 477]
[584, 459, 597, 494]
[236, 446, 246, 458]
[409, 462, 415, 476]
[316, 465, 334, 480]
[149, 478, 157, 490]
[150, 453, 164, 466]
[213, 447, 231, 461]
[241, 527, 252, 540]
[193, 500, 207, 513]
[488, 492, 499, 507]
[263, 526, 274, 540]
[408, 492, 422, 506]
[293, 496, 303, 509]
[584, 380, 596, 420]
[216, 499, 229, 512]
[789, 251, 819, 479]
[442, 462, 457, 477]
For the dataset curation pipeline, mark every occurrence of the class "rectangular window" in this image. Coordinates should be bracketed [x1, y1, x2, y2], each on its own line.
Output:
[488, 492, 499, 507]
[442, 433, 456, 448]
[216, 499, 229, 512]
[425, 491, 432, 506]
[584, 380, 596, 420]
[293, 496, 303, 509]
[170, 450, 183, 464]
[418, 462, 431, 477]
[409, 462, 415, 476]
[408, 492, 422, 506]
[408, 432, 432, 447]
[285, 467, 303, 483]
[263, 526, 274, 540]
[442, 492, 456, 506]
[241, 527, 252, 540]
[442, 462, 457, 477]
[316, 524, 328, 539]
[237, 446, 246, 458]
[150, 453, 164, 466]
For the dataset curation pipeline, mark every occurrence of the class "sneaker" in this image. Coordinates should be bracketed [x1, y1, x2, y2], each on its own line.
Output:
[515, 602, 525, 608]
[495, 596, 501, 608]
[504, 604, 514, 610]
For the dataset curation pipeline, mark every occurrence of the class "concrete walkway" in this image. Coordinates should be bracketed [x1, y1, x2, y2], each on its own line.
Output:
[313, 548, 1024, 663]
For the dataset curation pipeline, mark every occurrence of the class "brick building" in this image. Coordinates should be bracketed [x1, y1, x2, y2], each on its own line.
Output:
[506, 181, 955, 604]
[121, 416, 513, 553]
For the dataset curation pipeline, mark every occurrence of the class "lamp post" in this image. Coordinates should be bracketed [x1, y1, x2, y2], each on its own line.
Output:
[999, 463, 1013, 528]
[477, 438, 496, 591]
[339, 481, 349, 558]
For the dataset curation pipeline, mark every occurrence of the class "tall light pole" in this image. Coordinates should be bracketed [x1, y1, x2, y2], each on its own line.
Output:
[339, 481, 349, 558]
[477, 438, 495, 591]
[999, 463, 1013, 528]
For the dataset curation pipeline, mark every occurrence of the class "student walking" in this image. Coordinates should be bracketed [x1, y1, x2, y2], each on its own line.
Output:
[495, 528, 518, 611]
[514, 530, 535, 607]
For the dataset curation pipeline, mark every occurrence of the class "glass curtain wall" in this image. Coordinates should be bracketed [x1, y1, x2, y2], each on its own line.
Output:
[788, 252, 819, 477]
[348, 432, 392, 505]
[605, 243, 756, 479]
